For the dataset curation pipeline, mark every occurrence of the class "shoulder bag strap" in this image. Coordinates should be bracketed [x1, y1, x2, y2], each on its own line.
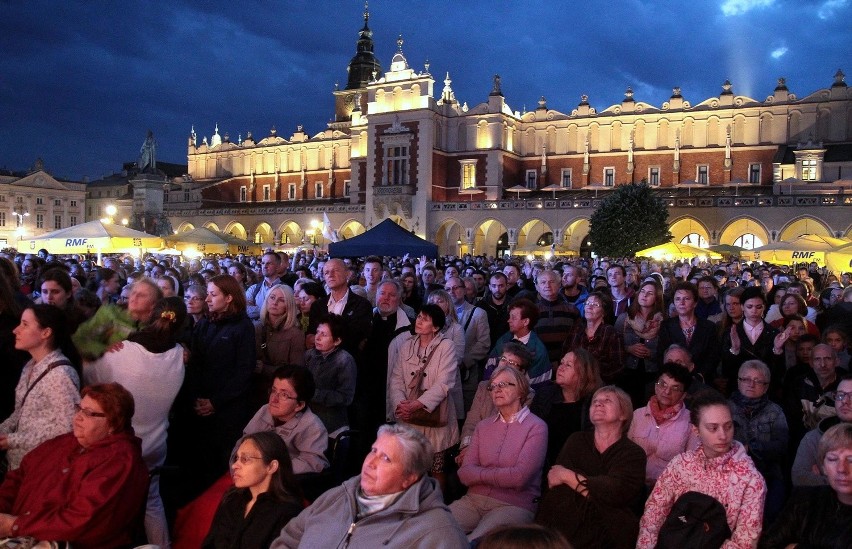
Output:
[13, 359, 72, 433]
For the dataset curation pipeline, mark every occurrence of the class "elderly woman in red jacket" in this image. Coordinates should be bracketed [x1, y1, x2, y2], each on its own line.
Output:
[0, 382, 149, 549]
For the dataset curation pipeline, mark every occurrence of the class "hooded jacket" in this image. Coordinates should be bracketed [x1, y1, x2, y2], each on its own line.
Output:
[270, 474, 467, 549]
[637, 440, 767, 549]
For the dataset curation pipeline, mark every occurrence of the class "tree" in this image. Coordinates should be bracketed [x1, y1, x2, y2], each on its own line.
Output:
[588, 182, 671, 257]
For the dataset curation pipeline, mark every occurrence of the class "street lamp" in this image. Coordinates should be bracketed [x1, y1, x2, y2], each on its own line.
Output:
[12, 205, 29, 243]
[101, 204, 117, 224]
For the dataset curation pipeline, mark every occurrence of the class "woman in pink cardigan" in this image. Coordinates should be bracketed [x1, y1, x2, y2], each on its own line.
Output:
[449, 365, 547, 540]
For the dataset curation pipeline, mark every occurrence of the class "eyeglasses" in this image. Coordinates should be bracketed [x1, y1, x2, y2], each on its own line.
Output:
[268, 388, 299, 402]
[231, 454, 264, 465]
[738, 377, 769, 387]
[184, 296, 203, 302]
[498, 355, 521, 368]
[486, 381, 516, 392]
[835, 391, 852, 404]
[655, 380, 685, 393]
[74, 404, 107, 418]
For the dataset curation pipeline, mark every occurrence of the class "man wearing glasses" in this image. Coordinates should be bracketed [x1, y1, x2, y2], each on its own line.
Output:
[444, 276, 490, 407]
[792, 374, 852, 486]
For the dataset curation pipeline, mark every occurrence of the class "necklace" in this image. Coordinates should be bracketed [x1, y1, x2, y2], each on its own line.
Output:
[680, 318, 696, 345]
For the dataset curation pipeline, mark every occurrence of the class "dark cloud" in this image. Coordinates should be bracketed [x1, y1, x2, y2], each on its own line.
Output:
[1, 0, 848, 180]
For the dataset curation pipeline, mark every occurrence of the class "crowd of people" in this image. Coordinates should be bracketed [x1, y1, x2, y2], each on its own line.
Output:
[0, 245, 850, 548]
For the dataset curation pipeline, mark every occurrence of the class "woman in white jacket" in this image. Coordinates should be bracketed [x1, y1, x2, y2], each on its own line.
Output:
[85, 296, 186, 549]
[389, 303, 459, 492]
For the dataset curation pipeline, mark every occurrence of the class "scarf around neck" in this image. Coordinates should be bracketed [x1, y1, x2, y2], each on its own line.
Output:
[648, 395, 683, 425]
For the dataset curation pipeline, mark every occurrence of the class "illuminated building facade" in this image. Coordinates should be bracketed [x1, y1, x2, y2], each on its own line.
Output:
[169, 10, 852, 261]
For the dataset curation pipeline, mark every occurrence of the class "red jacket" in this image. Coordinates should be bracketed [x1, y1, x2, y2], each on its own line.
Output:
[0, 431, 149, 549]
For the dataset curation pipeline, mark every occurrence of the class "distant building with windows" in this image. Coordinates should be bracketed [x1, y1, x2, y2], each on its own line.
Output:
[168, 8, 851, 259]
[0, 159, 86, 248]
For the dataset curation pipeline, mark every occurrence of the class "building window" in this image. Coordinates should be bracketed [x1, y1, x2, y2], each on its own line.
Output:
[0, 213, 5, 227]
[680, 233, 708, 247]
[604, 167, 615, 187]
[802, 159, 817, 181]
[16, 197, 23, 204]
[70, 200, 77, 207]
[525, 170, 537, 189]
[697, 165, 709, 184]
[70, 216, 77, 225]
[36, 197, 44, 205]
[648, 167, 660, 186]
[0, 195, 5, 202]
[263, 184, 271, 201]
[163, 192, 169, 203]
[288, 183, 296, 200]
[54, 199, 61, 207]
[343, 180, 351, 197]
[36, 214, 44, 229]
[54, 215, 62, 229]
[87, 206, 92, 217]
[561, 168, 572, 188]
[184, 189, 190, 202]
[747, 163, 761, 184]
[384, 146, 408, 185]
[315, 182, 324, 198]
[460, 160, 477, 189]
[733, 233, 764, 250]
[239, 186, 247, 202]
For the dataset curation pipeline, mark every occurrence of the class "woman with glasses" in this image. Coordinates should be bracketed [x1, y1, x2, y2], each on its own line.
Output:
[628, 363, 699, 489]
[458, 342, 535, 465]
[729, 359, 788, 526]
[536, 386, 646, 548]
[0, 382, 149, 547]
[563, 291, 625, 384]
[449, 365, 547, 539]
[84, 297, 187, 548]
[0, 304, 80, 474]
[389, 304, 459, 493]
[184, 284, 208, 325]
[203, 431, 303, 549]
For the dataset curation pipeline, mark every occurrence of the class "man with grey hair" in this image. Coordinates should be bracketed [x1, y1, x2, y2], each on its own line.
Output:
[355, 280, 413, 439]
[271, 423, 467, 548]
[445, 276, 490, 408]
[792, 373, 852, 487]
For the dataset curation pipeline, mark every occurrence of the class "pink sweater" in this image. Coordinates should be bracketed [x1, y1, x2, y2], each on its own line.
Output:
[637, 441, 767, 549]
[458, 409, 547, 512]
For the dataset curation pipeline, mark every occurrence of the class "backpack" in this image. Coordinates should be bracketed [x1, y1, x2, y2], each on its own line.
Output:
[655, 491, 731, 549]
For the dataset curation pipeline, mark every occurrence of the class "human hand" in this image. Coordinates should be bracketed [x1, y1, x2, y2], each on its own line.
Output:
[627, 343, 650, 358]
[0, 514, 17, 537]
[0, 435, 8, 451]
[106, 340, 125, 354]
[729, 325, 741, 354]
[455, 446, 468, 466]
[774, 328, 790, 350]
[194, 398, 215, 416]
[547, 465, 570, 488]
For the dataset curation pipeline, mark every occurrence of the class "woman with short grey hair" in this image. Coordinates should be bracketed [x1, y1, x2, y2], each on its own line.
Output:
[271, 423, 466, 548]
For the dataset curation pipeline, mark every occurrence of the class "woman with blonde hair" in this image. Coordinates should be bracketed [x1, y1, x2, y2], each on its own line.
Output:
[254, 284, 305, 407]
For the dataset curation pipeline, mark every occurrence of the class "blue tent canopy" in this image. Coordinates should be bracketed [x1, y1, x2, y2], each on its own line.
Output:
[328, 218, 438, 258]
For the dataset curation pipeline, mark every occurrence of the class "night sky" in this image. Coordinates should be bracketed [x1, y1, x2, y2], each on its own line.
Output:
[2, 0, 849, 181]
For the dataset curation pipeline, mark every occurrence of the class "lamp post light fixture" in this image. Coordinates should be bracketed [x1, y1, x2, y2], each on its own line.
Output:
[12, 205, 29, 243]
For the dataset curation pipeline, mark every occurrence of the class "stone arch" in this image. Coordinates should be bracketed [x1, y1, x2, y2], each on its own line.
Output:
[176, 222, 195, 233]
[718, 217, 771, 248]
[472, 218, 508, 256]
[224, 221, 247, 240]
[276, 221, 302, 246]
[778, 216, 833, 241]
[253, 222, 273, 244]
[669, 216, 711, 248]
[338, 219, 365, 240]
[563, 218, 591, 254]
[434, 218, 465, 256]
[203, 222, 221, 232]
[517, 218, 553, 253]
